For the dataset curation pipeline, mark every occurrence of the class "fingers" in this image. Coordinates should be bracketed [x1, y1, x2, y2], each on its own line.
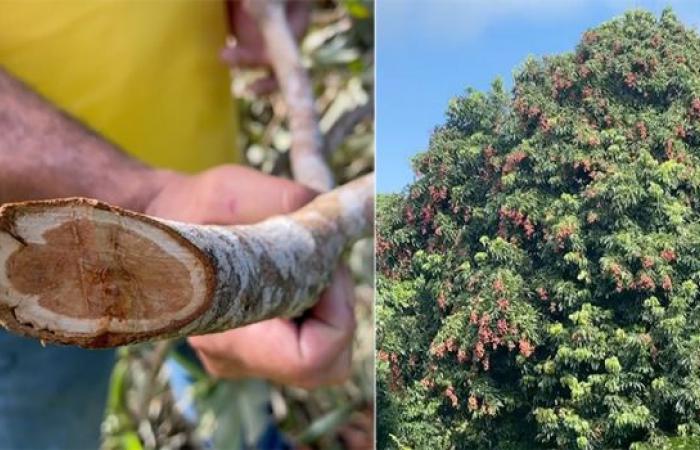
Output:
[193, 334, 352, 389]
[219, 166, 317, 223]
[286, 347, 352, 390]
[147, 165, 316, 225]
[220, 45, 279, 94]
[220, 45, 268, 68]
[308, 346, 353, 388]
[286, 0, 311, 42]
[188, 268, 357, 388]
[283, 267, 357, 387]
[197, 165, 317, 225]
[284, 267, 356, 387]
[224, 0, 310, 69]
[299, 266, 356, 362]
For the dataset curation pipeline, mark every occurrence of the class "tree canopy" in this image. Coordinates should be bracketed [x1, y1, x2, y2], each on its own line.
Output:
[377, 9, 700, 450]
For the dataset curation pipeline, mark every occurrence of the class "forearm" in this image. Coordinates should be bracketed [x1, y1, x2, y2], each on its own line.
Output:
[0, 67, 173, 212]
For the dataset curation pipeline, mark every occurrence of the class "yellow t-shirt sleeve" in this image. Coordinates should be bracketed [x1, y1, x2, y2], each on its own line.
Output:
[0, 0, 239, 172]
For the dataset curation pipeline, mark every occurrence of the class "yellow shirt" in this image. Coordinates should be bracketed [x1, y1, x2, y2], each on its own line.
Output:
[0, 0, 239, 172]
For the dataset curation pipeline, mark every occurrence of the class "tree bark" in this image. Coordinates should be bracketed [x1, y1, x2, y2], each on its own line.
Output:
[242, 0, 335, 192]
[0, 0, 374, 348]
[0, 174, 372, 348]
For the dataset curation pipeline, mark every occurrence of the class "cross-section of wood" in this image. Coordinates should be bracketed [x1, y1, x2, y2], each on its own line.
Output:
[0, 174, 372, 348]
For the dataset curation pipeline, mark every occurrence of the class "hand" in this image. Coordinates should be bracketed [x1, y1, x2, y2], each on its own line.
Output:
[145, 165, 357, 389]
[222, 0, 310, 94]
[190, 267, 356, 389]
[145, 165, 314, 225]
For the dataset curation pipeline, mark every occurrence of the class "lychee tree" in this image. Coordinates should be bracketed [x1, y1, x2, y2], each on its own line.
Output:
[377, 9, 700, 450]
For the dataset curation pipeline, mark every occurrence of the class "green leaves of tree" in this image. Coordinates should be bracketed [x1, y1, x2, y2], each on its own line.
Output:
[378, 8, 700, 450]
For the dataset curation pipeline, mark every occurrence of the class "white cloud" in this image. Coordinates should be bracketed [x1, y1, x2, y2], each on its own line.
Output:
[379, 0, 588, 41]
[378, 0, 700, 41]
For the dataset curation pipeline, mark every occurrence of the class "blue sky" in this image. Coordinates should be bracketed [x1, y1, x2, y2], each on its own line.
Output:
[376, 0, 700, 193]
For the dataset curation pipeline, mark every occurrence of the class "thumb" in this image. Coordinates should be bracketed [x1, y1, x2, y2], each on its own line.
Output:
[200, 166, 318, 225]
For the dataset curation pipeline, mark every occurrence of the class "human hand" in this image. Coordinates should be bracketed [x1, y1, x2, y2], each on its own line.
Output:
[145, 165, 314, 225]
[222, 0, 310, 93]
[190, 267, 356, 389]
[145, 165, 357, 389]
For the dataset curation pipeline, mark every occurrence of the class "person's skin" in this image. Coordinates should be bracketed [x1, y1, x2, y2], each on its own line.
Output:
[223, 0, 310, 94]
[0, 60, 355, 388]
[148, 168, 356, 388]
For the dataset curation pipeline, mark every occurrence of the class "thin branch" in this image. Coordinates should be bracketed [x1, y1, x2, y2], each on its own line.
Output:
[324, 102, 374, 155]
[244, 0, 334, 192]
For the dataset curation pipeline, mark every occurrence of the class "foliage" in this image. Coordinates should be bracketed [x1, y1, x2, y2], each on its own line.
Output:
[377, 9, 700, 450]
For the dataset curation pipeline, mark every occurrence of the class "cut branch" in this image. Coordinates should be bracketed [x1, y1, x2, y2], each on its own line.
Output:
[243, 0, 334, 192]
[0, 174, 372, 348]
[0, 0, 374, 349]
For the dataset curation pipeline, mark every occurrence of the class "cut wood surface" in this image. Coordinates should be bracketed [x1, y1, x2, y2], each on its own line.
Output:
[0, 0, 375, 348]
[0, 174, 372, 347]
